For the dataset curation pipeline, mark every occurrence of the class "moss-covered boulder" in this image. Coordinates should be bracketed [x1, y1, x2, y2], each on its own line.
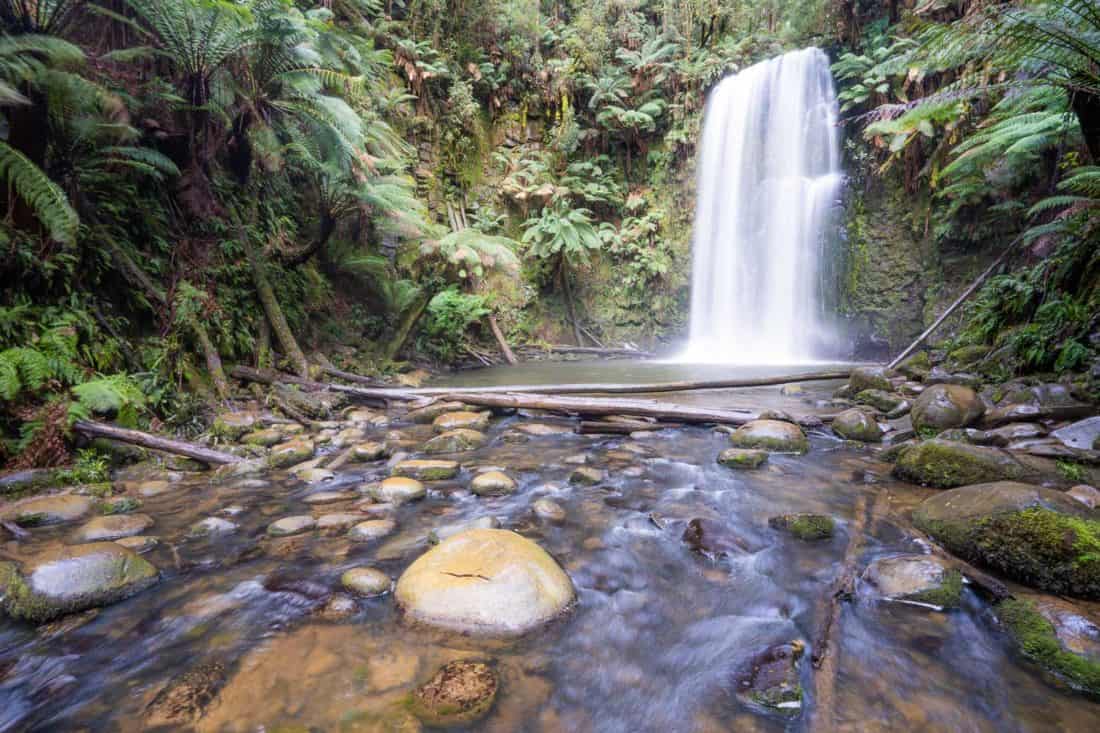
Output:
[854, 389, 907, 413]
[729, 420, 809, 454]
[897, 351, 931, 380]
[72, 513, 154, 542]
[996, 598, 1100, 696]
[241, 428, 283, 447]
[409, 660, 498, 727]
[911, 384, 984, 432]
[272, 384, 346, 419]
[849, 366, 894, 393]
[392, 459, 460, 481]
[433, 411, 490, 433]
[405, 401, 468, 424]
[267, 439, 315, 469]
[351, 441, 387, 462]
[371, 477, 426, 504]
[422, 429, 487, 454]
[913, 481, 1100, 598]
[3, 494, 93, 526]
[894, 439, 1026, 488]
[717, 448, 769, 469]
[831, 409, 883, 443]
[861, 554, 962, 609]
[768, 513, 835, 541]
[211, 411, 258, 440]
[0, 542, 159, 622]
[734, 641, 804, 714]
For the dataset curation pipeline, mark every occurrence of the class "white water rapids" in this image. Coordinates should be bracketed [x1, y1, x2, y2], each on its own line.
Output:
[679, 48, 843, 364]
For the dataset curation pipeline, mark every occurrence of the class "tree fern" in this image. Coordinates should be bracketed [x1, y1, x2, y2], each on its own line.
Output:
[0, 141, 79, 243]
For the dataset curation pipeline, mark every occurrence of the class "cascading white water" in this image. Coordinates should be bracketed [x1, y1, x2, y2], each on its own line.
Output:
[679, 48, 843, 364]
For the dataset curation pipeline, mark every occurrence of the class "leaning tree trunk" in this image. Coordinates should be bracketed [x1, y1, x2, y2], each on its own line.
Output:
[240, 225, 311, 378]
[559, 259, 584, 346]
[381, 291, 432, 362]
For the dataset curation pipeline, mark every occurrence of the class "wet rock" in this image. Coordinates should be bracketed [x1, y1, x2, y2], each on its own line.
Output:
[849, 366, 893, 393]
[735, 641, 805, 714]
[267, 439, 315, 469]
[73, 513, 154, 542]
[349, 518, 397, 542]
[996, 598, 1100, 696]
[0, 542, 159, 622]
[99, 495, 141, 515]
[115, 535, 158, 554]
[351, 441, 387, 462]
[331, 427, 366, 447]
[266, 515, 316, 537]
[297, 468, 336, 485]
[861, 555, 962, 608]
[393, 459, 460, 481]
[211, 411, 257, 440]
[344, 407, 380, 424]
[405, 401, 468, 424]
[433, 411, 490, 433]
[911, 384, 984, 432]
[779, 384, 804, 396]
[422, 428, 487, 454]
[533, 498, 566, 522]
[717, 448, 769, 469]
[316, 513, 364, 533]
[925, 367, 981, 388]
[569, 466, 604, 486]
[371, 476, 427, 504]
[188, 517, 238, 537]
[855, 389, 907, 413]
[395, 528, 575, 635]
[273, 384, 346, 418]
[893, 439, 1027, 488]
[470, 470, 517, 496]
[303, 490, 357, 505]
[341, 567, 392, 597]
[728, 419, 809, 454]
[263, 572, 331, 601]
[1053, 417, 1100, 451]
[768, 514, 835, 541]
[1068, 485, 1100, 510]
[318, 593, 358, 620]
[144, 661, 227, 728]
[3, 494, 93, 526]
[984, 383, 1092, 427]
[241, 428, 283, 447]
[409, 660, 498, 727]
[831, 409, 883, 443]
[682, 518, 750, 556]
[428, 516, 500, 544]
[970, 422, 1047, 447]
[913, 481, 1100, 598]
[514, 422, 573, 436]
[897, 351, 931, 380]
[758, 409, 796, 423]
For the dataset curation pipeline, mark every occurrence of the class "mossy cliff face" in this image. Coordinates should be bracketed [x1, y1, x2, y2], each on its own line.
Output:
[913, 482, 1100, 599]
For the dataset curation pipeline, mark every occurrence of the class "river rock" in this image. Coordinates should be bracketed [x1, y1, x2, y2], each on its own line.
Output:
[514, 422, 573, 436]
[341, 567, 392, 597]
[395, 528, 575, 635]
[211, 411, 257, 440]
[682, 518, 750, 556]
[409, 660, 498, 727]
[1068, 485, 1100, 510]
[996, 597, 1100, 696]
[267, 439, 315, 469]
[351, 441, 386, 462]
[533, 498, 566, 522]
[970, 422, 1047, 447]
[0, 542, 159, 622]
[371, 477, 427, 504]
[349, 518, 397, 542]
[3, 494, 93, 526]
[925, 367, 981, 388]
[729, 420, 809, 453]
[911, 384, 984, 432]
[717, 448, 768, 469]
[831, 409, 883, 443]
[316, 513, 364, 532]
[897, 352, 931, 380]
[297, 468, 335, 484]
[735, 640, 804, 714]
[144, 661, 227, 728]
[1053, 417, 1100, 451]
[241, 428, 283, 447]
[405, 401, 468, 424]
[470, 471, 517, 496]
[73, 513, 154, 542]
[344, 406, 380, 424]
[303, 490, 357, 505]
[331, 427, 366, 448]
[893, 438, 1027, 488]
[861, 554, 962, 608]
[569, 466, 604, 486]
[854, 389, 907, 413]
[913, 481, 1100, 598]
[188, 517, 238, 537]
[433, 411, 490, 433]
[393, 459, 460, 481]
[849, 366, 893, 393]
[266, 515, 316, 537]
[779, 384, 804, 396]
[984, 383, 1093, 427]
[428, 516, 500, 544]
[115, 535, 158, 553]
[422, 429, 487, 454]
[768, 514, 835, 541]
[99, 495, 141, 515]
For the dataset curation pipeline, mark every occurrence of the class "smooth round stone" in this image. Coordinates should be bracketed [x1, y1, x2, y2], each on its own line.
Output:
[433, 411, 490, 433]
[73, 514, 154, 542]
[242, 428, 283, 446]
[470, 471, 517, 496]
[515, 422, 573, 436]
[717, 448, 769, 469]
[267, 515, 316, 537]
[533, 498, 566, 522]
[912, 384, 984, 431]
[831, 409, 884, 443]
[115, 535, 159, 553]
[393, 459, 460, 481]
[341, 567, 392, 597]
[316, 513, 364, 532]
[332, 427, 366, 447]
[267, 439, 315, 469]
[729, 419, 809, 453]
[297, 468, 335, 485]
[395, 528, 575, 635]
[569, 467, 604, 486]
[351, 442, 386, 462]
[371, 477, 426, 504]
[349, 518, 398, 542]
[4, 494, 93, 526]
[422, 429, 487, 454]
[188, 517, 238, 537]
[304, 490, 357, 505]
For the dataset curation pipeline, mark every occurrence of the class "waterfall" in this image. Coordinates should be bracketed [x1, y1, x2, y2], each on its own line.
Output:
[679, 48, 843, 364]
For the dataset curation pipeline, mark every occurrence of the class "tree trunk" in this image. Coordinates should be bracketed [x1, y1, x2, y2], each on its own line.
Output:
[559, 259, 584, 345]
[74, 420, 241, 465]
[256, 315, 272, 369]
[193, 321, 232, 401]
[381, 290, 432, 362]
[283, 212, 336, 268]
[487, 314, 517, 364]
[241, 224, 311, 378]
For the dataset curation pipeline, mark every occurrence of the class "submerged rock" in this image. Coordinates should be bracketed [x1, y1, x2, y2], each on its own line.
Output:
[393, 459, 460, 481]
[913, 481, 1100, 599]
[422, 428, 487, 454]
[409, 660, 498, 727]
[188, 517, 238, 537]
[717, 448, 768, 469]
[682, 518, 751, 556]
[433, 411, 490, 433]
[144, 661, 227, 728]
[73, 513, 154, 542]
[728, 420, 809, 454]
[0, 542, 159, 622]
[768, 514, 835, 541]
[893, 439, 1026, 488]
[349, 518, 397, 542]
[470, 470, 517, 496]
[861, 554, 962, 608]
[266, 515, 316, 537]
[911, 384, 984, 432]
[395, 528, 574, 635]
[3, 494, 93, 527]
[351, 441, 387, 462]
[735, 641, 805, 714]
[533, 498, 566, 522]
[831, 409, 883, 443]
[428, 516, 500, 544]
[569, 466, 604, 486]
[996, 598, 1100, 697]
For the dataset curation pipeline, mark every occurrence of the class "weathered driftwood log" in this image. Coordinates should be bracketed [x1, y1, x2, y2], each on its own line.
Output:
[519, 344, 655, 358]
[318, 365, 379, 385]
[74, 420, 241, 465]
[229, 365, 392, 406]
[487, 315, 518, 365]
[430, 392, 766, 425]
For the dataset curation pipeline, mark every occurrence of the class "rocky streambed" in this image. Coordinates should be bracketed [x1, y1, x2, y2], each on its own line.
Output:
[0, 360, 1099, 731]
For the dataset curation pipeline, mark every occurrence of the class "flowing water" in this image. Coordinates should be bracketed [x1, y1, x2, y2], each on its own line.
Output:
[1, 362, 1098, 731]
[681, 48, 844, 364]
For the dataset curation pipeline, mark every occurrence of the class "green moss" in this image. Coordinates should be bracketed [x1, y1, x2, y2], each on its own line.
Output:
[894, 439, 1024, 488]
[998, 599, 1100, 696]
[769, 513, 835, 541]
[99, 496, 141, 515]
[717, 448, 769, 469]
[906, 569, 963, 608]
[0, 562, 55, 623]
[1057, 460, 1087, 483]
[750, 683, 803, 709]
[729, 433, 809, 454]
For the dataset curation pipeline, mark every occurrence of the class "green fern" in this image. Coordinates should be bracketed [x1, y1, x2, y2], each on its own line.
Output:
[0, 141, 79, 244]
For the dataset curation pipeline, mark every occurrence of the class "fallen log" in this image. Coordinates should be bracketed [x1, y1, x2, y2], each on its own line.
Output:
[318, 365, 378, 386]
[229, 365, 393, 406]
[520, 344, 655, 358]
[74, 420, 242, 465]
